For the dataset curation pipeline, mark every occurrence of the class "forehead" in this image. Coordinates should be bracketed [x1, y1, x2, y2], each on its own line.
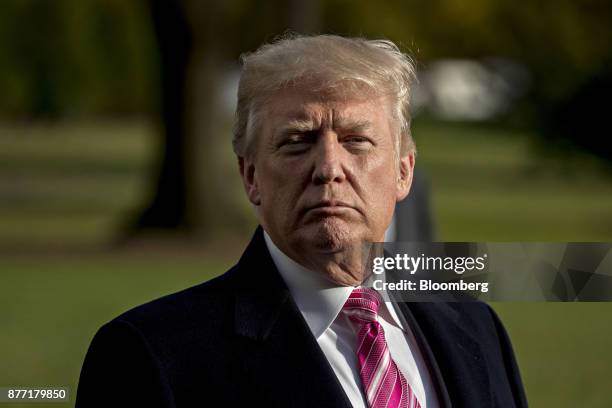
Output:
[262, 86, 394, 127]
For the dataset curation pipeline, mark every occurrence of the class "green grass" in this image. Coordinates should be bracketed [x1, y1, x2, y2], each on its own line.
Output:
[493, 302, 612, 407]
[0, 254, 232, 408]
[413, 120, 612, 241]
[1, 120, 612, 407]
[0, 121, 153, 247]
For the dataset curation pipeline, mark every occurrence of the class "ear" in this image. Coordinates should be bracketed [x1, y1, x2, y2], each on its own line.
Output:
[396, 150, 415, 202]
[238, 156, 261, 206]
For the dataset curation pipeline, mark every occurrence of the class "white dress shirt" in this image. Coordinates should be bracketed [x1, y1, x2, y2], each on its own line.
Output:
[264, 232, 439, 408]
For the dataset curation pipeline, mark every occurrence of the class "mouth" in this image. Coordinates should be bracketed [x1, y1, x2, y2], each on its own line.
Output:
[304, 200, 357, 216]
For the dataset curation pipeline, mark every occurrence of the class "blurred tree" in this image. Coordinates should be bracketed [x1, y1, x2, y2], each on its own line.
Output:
[133, 0, 193, 231]
[0, 0, 156, 119]
[541, 58, 612, 162]
[134, 0, 322, 236]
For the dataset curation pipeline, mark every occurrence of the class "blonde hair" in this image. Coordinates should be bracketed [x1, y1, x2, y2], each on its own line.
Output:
[232, 34, 417, 158]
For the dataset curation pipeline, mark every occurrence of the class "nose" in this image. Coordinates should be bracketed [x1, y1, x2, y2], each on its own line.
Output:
[312, 132, 346, 185]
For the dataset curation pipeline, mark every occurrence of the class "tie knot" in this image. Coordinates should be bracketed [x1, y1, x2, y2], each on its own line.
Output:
[342, 287, 381, 322]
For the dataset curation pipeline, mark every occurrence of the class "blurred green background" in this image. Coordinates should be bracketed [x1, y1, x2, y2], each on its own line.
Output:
[1, 1, 612, 407]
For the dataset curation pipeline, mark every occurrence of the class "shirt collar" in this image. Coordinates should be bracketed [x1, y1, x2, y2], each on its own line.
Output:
[264, 231, 405, 338]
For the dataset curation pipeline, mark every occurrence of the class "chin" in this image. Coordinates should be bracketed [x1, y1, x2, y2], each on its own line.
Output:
[306, 217, 360, 253]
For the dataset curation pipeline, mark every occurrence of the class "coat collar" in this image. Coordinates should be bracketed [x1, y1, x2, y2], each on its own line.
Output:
[233, 227, 353, 407]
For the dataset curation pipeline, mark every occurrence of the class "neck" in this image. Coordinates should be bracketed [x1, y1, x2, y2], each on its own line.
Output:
[287, 241, 372, 287]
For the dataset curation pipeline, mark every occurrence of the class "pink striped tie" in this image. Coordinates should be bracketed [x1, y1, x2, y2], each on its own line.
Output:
[343, 288, 421, 408]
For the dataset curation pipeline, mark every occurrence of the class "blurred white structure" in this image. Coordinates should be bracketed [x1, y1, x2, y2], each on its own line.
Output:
[412, 58, 530, 120]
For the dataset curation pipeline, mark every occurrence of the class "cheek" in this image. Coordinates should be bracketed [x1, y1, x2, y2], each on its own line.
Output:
[361, 151, 398, 190]
[357, 154, 398, 215]
[258, 161, 301, 209]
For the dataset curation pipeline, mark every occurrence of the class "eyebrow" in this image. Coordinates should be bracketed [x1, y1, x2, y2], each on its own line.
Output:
[335, 118, 373, 134]
[276, 119, 317, 136]
[276, 117, 373, 138]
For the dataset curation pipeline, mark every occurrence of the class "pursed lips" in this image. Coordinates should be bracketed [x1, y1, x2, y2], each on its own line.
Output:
[302, 200, 359, 216]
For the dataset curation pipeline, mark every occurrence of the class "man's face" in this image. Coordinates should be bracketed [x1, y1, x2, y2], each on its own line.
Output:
[240, 86, 414, 282]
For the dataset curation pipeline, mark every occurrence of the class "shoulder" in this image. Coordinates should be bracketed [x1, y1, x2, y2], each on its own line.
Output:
[75, 269, 243, 408]
[448, 301, 510, 339]
[78, 263, 247, 395]
[106, 264, 241, 341]
[407, 299, 512, 353]
[442, 300, 508, 333]
[90, 226, 273, 350]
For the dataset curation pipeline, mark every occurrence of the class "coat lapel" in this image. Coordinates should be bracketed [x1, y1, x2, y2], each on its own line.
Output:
[233, 228, 352, 408]
[400, 300, 493, 407]
[392, 300, 453, 408]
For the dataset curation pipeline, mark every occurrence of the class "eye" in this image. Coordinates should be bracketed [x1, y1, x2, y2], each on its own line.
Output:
[345, 136, 368, 143]
[278, 133, 313, 153]
[343, 135, 373, 149]
[286, 135, 307, 144]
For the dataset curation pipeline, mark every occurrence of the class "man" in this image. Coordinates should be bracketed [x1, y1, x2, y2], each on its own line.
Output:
[76, 35, 527, 407]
